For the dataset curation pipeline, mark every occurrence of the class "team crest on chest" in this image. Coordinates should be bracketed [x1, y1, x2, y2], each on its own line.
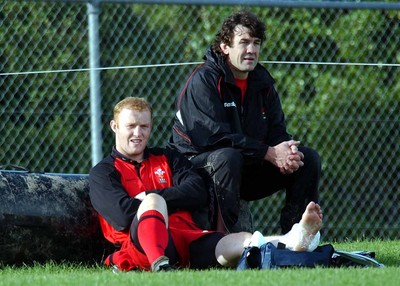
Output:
[154, 168, 167, 184]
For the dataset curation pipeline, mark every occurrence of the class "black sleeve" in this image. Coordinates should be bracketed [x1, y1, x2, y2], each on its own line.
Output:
[148, 148, 208, 212]
[89, 157, 141, 231]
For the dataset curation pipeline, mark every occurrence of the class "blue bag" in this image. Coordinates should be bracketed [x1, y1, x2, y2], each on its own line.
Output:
[237, 242, 383, 270]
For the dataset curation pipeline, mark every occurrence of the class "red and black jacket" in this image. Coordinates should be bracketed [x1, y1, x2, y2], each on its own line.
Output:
[169, 47, 292, 160]
[89, 147, 207, 245]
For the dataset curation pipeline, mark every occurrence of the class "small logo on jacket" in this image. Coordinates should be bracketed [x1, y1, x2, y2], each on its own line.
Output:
[154, 168, 167, 184]
[224, 101, 236, 108]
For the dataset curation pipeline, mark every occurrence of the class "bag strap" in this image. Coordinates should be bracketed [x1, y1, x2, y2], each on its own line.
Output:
[331, 250, 384, 268]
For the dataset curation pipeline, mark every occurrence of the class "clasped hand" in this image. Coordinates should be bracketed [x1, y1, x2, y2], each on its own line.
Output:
[265, 140, 304, 174]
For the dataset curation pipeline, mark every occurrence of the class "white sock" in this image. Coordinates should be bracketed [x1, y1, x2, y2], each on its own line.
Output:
[249, 231, 268, 248]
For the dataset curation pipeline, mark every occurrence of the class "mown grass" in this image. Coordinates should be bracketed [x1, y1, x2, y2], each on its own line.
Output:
[1, 239, 399, 286]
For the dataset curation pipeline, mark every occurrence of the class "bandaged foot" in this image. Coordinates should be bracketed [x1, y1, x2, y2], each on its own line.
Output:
[281, 201, 323, 252]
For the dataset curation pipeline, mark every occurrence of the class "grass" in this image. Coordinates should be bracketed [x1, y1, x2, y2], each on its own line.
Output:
[1, 239, 399, 286]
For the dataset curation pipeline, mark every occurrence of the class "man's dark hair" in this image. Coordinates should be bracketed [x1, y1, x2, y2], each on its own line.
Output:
[212, 10, 266, 55]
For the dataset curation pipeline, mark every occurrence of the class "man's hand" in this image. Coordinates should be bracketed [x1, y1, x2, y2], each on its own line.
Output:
[264, 140, 304, 174]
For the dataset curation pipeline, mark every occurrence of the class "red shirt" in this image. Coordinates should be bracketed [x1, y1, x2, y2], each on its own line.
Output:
[235, 77, 248, 104]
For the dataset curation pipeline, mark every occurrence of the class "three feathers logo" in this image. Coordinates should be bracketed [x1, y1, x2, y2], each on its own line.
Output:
[154, 168, 167, 184]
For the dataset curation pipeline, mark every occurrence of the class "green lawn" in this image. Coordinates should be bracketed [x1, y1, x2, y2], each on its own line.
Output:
[1, 240, 399, 286]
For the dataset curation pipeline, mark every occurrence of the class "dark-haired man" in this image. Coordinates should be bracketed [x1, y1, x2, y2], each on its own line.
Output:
[169, 10, 321, 234]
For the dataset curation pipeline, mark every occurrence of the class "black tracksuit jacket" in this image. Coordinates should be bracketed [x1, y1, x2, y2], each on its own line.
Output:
[169, 47, 292, 160]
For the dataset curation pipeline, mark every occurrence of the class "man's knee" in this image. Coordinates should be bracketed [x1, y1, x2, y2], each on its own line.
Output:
[299, 146, 321, 170]
[208, 148, 243, 173]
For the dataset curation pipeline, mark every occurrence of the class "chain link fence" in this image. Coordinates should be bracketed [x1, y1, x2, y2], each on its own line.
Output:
[1, 0, 399, 241]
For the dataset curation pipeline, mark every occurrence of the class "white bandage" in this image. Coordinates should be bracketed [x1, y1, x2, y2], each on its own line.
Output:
[281, 223, 320, 252]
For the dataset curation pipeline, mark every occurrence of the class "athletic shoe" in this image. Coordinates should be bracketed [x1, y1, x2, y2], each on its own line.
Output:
[152, 255, 175, 272]
[158, 264, 177, 271]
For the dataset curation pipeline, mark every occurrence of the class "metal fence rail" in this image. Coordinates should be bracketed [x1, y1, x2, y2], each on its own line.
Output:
[1, 0, 399, 241]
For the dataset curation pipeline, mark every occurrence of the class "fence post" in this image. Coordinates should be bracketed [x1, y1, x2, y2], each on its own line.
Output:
[88, 0, 103, 166]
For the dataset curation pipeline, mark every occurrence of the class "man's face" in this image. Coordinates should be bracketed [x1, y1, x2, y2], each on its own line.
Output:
[220, 25, 261, 79]
[110, 108, 152, 162]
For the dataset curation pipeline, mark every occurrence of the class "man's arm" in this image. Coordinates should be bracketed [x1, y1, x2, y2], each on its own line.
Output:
[89, 160, 141, 231]
[152, 148, 208, 211]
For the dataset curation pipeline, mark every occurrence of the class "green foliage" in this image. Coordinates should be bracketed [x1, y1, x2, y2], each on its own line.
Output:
[1, 1, 90, 173]
[0, 2, 398, 239]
